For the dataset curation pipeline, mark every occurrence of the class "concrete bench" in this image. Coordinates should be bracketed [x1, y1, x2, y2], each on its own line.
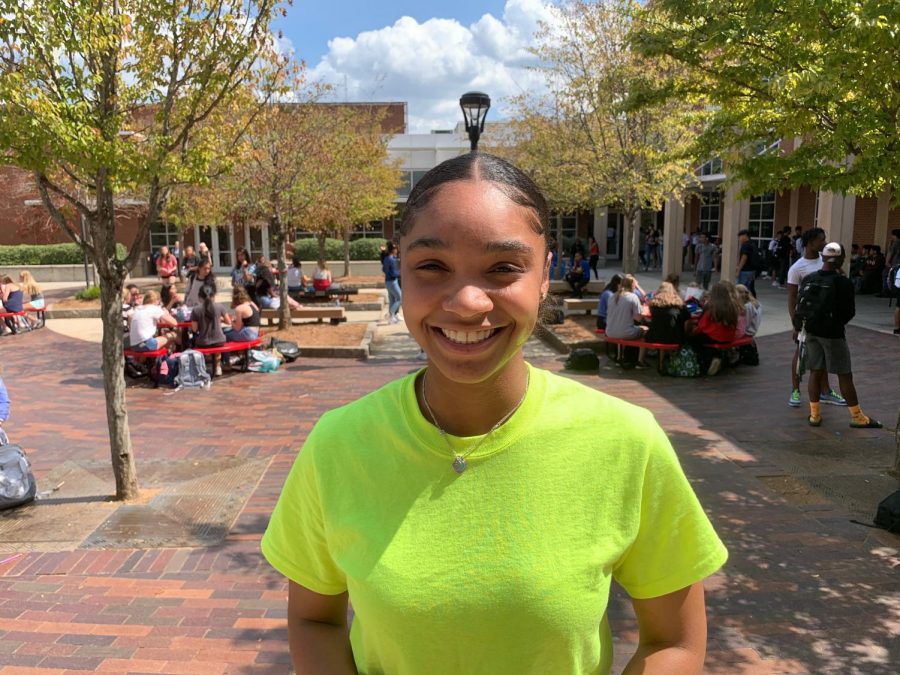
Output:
[563, 298, 598, 315]
[260, 307, 346, 326]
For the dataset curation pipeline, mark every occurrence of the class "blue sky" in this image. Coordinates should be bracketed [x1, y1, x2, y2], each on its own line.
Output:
[271, 0, 554, 132]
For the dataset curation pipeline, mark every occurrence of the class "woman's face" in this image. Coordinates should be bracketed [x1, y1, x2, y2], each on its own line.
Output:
[400, 179, 550, 385]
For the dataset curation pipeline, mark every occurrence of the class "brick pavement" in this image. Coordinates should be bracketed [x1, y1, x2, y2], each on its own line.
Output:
[0, 325, 898, 674]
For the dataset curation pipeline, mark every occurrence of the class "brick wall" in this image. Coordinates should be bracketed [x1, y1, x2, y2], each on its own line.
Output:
[852, 196, 877, 246]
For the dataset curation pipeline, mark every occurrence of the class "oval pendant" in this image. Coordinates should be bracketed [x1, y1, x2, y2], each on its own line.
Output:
[452, 456, 467, 474]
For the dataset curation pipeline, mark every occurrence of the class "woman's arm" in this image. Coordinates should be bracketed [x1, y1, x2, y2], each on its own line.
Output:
[288, 581, 357, 675]
[623, 581, 708, 674]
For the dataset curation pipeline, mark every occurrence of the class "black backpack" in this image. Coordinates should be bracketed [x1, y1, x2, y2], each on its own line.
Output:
[792, 272, 837, 333]
[874, 490, 900, 533]
[565, 348, 599, 371]
[745, 242, 765, 272]
[268, 337, 300, 362]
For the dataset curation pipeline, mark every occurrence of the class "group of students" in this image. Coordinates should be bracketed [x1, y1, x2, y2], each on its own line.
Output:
[0, 271, 45, 334]
[124, 279, 262, 377]
[598, 273, 760, 375]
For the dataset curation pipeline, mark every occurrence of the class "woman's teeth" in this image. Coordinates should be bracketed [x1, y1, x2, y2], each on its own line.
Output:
[440, 328, 496, 344]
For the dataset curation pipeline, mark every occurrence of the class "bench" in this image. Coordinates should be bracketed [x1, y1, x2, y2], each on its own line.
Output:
[288, 287, 359, 303]
[194, 337, 264, 376]
[708, 336, 754, 350]
[0, 311, 31, 334]
[260, 307, 346, 326]
[124, 346, 168, 360]
[602, 336, 680, 373]
[549, 279, 605, 295]
[25, 306, 46, 328]
[563, 298, 598, 315]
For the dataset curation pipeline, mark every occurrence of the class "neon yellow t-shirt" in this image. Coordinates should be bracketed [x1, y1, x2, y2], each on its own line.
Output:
[261, 364, 727, 674]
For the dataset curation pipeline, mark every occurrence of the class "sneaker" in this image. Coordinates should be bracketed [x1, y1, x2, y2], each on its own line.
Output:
[706, 357, 722, 376]
[214, 365, 223, 377]
[820, 390, 847, 406]
[849, 418, 883, 429]
[808, 415, 822, 427]
[389, 315, 400, 324]
[634, 361, 651, 370]
[772, 280, 779, 287]
[788, 389, 802, 407]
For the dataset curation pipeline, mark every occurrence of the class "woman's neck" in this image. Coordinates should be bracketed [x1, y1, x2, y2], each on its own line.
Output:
[418, 358, 529, 437]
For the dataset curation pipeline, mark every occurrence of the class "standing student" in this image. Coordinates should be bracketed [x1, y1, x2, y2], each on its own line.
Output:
[734, 230, 759, 297]
[786, 228, 846, 408]
[587, 234, 600, 279]
[694, 232, 717, 291]
[382, 242, 402, 323]
[799, 244, 881, 429]
[262, 153, 727, 675]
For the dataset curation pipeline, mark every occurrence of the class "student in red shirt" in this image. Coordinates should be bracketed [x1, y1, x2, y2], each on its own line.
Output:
[685, 280, 743, 375]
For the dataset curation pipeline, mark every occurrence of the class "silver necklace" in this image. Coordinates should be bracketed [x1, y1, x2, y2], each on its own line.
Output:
[420, 369, 530, 474]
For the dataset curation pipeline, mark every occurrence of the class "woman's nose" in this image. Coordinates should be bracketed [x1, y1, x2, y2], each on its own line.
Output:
[443, 284, 493, 317]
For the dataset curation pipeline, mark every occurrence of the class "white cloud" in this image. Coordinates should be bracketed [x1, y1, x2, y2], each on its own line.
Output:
[309, 0, 555, 132]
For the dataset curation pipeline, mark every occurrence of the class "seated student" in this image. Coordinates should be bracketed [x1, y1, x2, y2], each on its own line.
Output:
[254, 257, 304, 310]
[129, 290, 177, 351]
[19, 271, 44, 328]
[231, 248, 255, 291]
[285, 258, 310, 294]
[565, 252, 591, 298]
[664, 273, 681, 298]
[595, 274, 622, 330]
[191, 284, 229, 376]
[160, 278, 181, 310]
[735, 284, 761, 338]
[645, 282, 691, 346]
[605, 274, 649, 367]
[223, 286, 260, 343]
[684, 280, 743, 376]
[121, 284, 142, 347]
[0, 276, 26, 335]
[312, 260, 333, 291]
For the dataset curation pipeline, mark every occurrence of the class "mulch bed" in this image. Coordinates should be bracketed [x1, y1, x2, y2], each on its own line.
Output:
[547, 316, 600, 346]
[261, 322, 369, 347]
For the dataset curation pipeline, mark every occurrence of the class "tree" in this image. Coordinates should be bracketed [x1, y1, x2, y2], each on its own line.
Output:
[497, 0, 700, 274]
[634, 0, 900, 200]
[0, 0, 284, 500]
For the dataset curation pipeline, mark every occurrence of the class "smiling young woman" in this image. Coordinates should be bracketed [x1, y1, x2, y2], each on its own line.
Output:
[261, 153, 728, 675]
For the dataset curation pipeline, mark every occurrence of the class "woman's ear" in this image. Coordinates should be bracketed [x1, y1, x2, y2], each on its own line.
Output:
[541, 250, 552, 298]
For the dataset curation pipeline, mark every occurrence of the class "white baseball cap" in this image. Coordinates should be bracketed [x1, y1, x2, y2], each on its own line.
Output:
[822, 242, 843, 258]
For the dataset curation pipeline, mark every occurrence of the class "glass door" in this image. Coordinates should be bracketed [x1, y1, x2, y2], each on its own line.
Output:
[214, 225, 233, 272]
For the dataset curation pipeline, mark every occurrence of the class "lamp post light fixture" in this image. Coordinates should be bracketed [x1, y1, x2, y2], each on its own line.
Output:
[459, 91, 491, 152]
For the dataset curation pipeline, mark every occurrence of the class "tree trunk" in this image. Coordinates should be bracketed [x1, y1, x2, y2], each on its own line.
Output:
[622, 208, 641, 274]
[555, 218, 564, 280]
[317, 233, 326, 267]
[272, 217, 291, 330]
[343, 224, 351, 278]
[99, 271, 139, 500]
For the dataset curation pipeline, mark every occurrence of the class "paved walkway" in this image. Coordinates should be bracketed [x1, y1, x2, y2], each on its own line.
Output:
[0, 317, 897, 673]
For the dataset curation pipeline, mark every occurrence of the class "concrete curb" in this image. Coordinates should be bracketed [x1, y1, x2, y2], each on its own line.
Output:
[46, 308, 100, 319]
[297, 321, 377, 360]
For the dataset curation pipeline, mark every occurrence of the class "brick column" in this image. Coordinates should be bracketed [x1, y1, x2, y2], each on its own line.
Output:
[874, 188, 892, 250]
[720, 184, 749, 281]
[816, 191, 856, 251]
[662, 198, 684, 279]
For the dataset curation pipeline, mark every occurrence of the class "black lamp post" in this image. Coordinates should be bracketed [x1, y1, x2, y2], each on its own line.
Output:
[459, 91, 491, 152]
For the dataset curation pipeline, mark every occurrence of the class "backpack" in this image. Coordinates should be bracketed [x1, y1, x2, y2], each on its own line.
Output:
[666, 345, 701, 377]
[0, 431, 36, 511]
[150, 353, 181, 387]
[873, 490, 900, 533]
[268, 337, 300, 362]
[175, 349, 211, 389]
[793, 272, 837, 333]
[564, 348, 599, 371]
[744, 241, 765, 272]
[888, 264, 900, 298]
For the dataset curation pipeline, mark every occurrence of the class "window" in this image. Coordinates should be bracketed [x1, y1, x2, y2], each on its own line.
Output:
[350, 220, 386, 240]
[698, 191, 721, 237]
[549, 212, 577, 242]
[149, 222, 180, 254]
[395, 170, 430, 198]
[216, 226, 233, 268]
[747, 192, 777, 248]
[699, 157, 723, 176]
